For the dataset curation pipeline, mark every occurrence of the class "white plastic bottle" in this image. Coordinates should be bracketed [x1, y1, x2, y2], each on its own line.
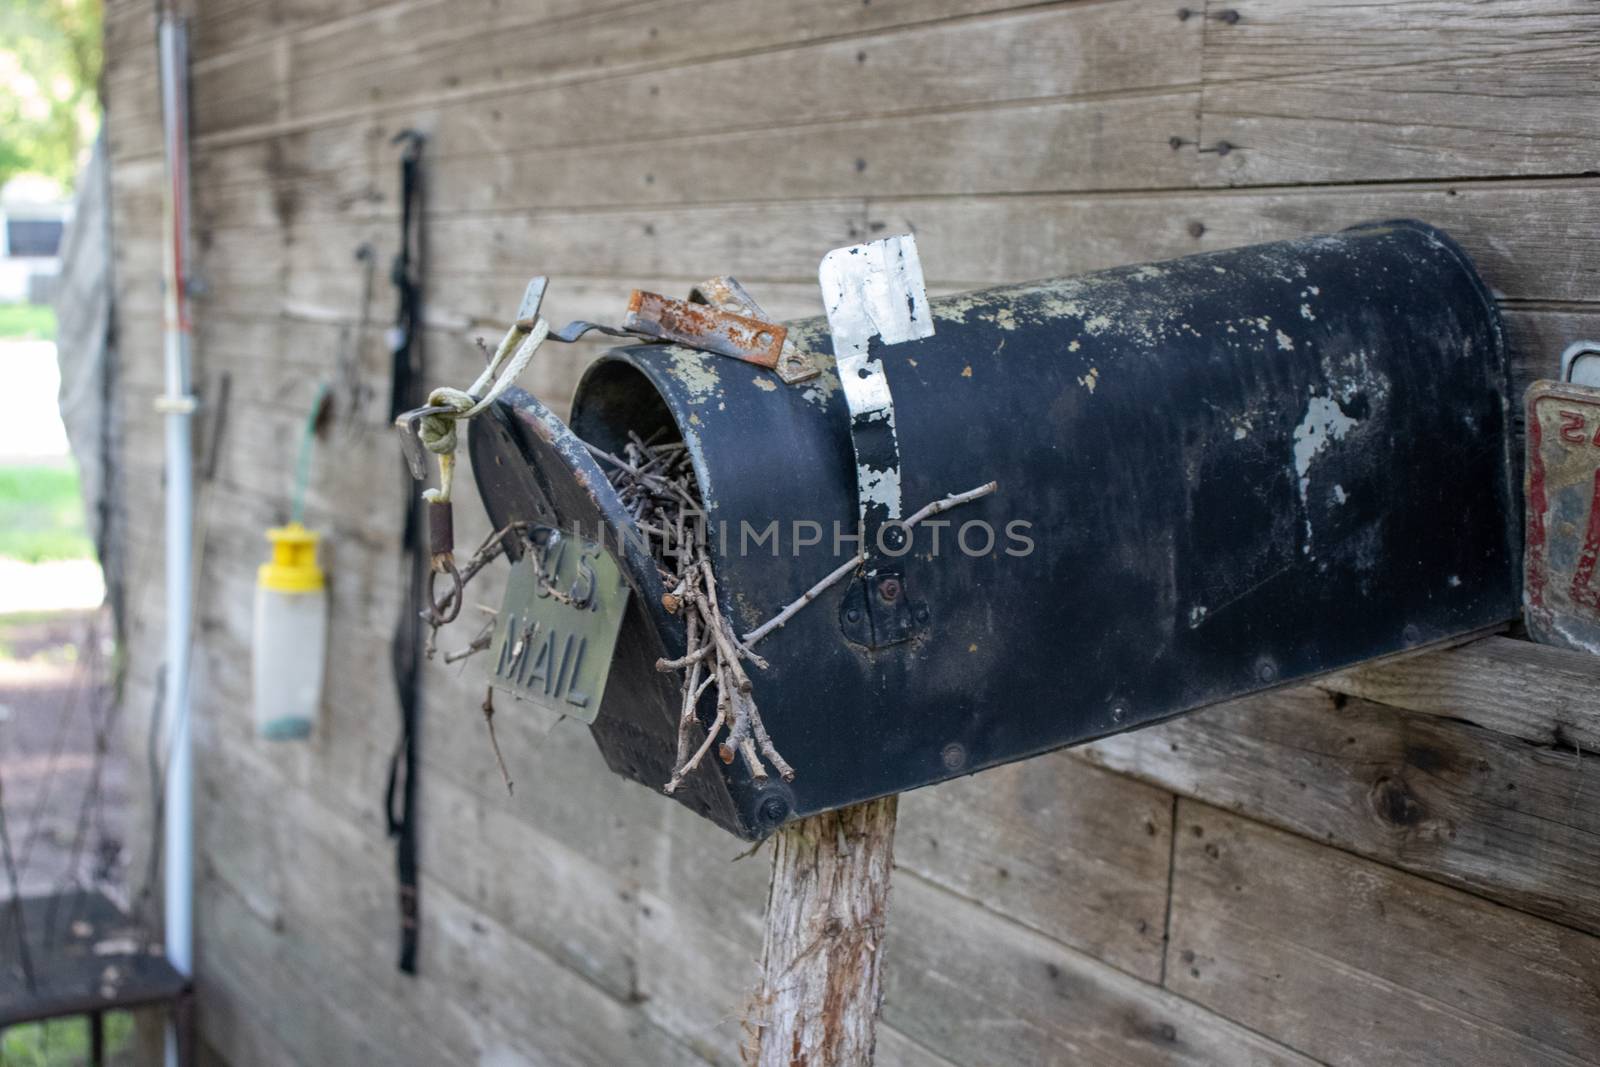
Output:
[252, 523, 327, 740]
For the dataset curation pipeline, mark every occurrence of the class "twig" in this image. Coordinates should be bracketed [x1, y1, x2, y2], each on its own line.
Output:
[480, 687, 513, 796]
[444, 616, 495, 664]
[741, 481, 998, 646]
[597, 430, 796, 792]
[740, 554, 862, 648]
[666, 704, 728, 795]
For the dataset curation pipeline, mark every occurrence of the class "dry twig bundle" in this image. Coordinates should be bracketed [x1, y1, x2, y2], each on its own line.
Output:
[426, 420, 997, 802]
[584, 431, 795, 794]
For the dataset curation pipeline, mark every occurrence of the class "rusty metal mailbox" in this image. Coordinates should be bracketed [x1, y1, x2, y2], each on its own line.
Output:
[469, 220, 1519, 839]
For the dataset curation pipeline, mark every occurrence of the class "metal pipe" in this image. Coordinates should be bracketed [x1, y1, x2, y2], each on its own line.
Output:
[157, 13, 195, 1067]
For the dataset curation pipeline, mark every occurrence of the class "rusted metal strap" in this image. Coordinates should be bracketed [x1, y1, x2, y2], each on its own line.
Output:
[689, 276, 818, 384]
[688, 276, 767, 319]
[624, 289, 787, 369]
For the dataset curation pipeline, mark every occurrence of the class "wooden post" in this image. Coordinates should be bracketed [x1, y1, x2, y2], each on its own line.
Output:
[751, 796, 899, 1066]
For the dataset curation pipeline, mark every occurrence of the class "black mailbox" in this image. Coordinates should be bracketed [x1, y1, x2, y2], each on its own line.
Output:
[469, 220, 1519, 839]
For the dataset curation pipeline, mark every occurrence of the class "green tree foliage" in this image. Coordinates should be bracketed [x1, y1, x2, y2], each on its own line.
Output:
[0, 0, 102, 191]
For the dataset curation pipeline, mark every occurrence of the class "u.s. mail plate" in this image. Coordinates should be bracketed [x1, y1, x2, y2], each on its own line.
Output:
[488, 529, 630, 723]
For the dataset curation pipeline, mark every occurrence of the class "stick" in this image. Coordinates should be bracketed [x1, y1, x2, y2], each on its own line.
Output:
[443, 617, 495, 664]
[665, 704, 727, 795]
[741, 481, 998, 646]
[480, 687, 513, 797]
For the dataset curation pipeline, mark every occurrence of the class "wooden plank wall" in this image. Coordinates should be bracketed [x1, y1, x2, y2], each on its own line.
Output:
[100, 0, 1600, 1063]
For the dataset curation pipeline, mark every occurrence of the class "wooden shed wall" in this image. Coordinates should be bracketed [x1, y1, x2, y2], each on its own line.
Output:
[100, 1, 1600, 1063]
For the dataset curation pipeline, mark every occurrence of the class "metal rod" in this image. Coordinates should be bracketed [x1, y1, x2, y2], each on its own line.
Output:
[157, 12, 195, 1067]
[90, 1011, 105, 1067]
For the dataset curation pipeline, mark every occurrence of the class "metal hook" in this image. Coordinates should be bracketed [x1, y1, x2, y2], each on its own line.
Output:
[393, 403, 455, 481]
[428, 558, 464, 626]
[1560, 340, 1600, 388]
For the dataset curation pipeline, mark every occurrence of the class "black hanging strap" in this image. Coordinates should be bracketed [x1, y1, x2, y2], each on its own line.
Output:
[384, 129, 426, 975]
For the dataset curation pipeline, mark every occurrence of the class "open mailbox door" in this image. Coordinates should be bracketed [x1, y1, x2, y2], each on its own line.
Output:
[469, 220, 1520, 839]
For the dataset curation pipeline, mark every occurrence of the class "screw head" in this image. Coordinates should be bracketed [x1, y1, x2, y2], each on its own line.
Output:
[758, 795, 789, 824]
[941, 743, 967, 771]
[844, 607, 862, 624]
[1112, 705, 1126, 723]
[1256, 659, 1277, 683]
[879, 577, 902, 602]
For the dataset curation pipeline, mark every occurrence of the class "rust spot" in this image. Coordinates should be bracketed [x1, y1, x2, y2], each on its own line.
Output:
[625, 290, 786, 368]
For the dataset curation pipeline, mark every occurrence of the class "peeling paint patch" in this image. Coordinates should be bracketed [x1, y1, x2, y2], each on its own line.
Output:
[1448, 574, 1462, 588]
[1295, 394, 1359, 503]
[752, 376, 777, 392]
[1078, 367, 1099, 393]
[1276, 329, 1295, 351]
[1332, 484, 1347, 505]
[1301, 303, 1317, 321]
[859, 466, 901, 511]
[1068, 339, 1081, 353]
[1326, 347, 1390, 407]
[1084, 314, 1113, 334]
[961, 365, 973, 378]
[1188, 605, 1209, 627]
[968, 642, 978, 653]
[994, 308, 1016, 330]
[1294, 394, 1360, 555]
[668, 349, 722, 403]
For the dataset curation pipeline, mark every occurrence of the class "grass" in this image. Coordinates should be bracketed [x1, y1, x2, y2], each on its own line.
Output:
[0, 465, 94, 562]
[0, 303, 56, 341]
[1, 1013, 135, 1066]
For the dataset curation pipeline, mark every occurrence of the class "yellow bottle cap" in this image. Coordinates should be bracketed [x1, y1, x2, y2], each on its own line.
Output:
[258, 523, 325, 592]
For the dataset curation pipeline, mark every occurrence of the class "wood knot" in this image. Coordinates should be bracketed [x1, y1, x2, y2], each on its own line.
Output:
[1369, 774, 1426, 827]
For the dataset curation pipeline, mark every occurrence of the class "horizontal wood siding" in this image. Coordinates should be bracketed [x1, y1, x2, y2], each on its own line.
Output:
[100, 0, 1600, 1062]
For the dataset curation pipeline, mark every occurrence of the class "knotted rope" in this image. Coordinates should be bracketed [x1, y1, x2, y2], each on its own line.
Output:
[417, 316, 549, 504]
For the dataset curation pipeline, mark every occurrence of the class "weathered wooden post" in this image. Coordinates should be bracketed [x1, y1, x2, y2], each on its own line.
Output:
[752, 798, 898, 1066]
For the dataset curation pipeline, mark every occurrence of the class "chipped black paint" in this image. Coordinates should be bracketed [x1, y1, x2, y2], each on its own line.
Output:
[470, 220, 1519, 839]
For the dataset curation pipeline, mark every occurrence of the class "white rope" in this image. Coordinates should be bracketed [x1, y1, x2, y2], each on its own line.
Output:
[419, 317, 548, 503]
